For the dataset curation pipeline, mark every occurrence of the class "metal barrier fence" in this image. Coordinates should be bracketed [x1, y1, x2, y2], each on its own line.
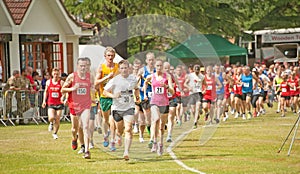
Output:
[0, 89, 70, 126]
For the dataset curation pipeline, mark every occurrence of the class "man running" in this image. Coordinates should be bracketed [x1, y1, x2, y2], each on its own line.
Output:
[95, 47, 119, 150]
[61, 57, 93, 159]
[103, 60, 139, 160]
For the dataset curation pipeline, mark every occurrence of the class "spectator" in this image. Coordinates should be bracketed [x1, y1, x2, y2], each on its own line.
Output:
[32, 71, 41, 91]
[41, 72, 50, 90]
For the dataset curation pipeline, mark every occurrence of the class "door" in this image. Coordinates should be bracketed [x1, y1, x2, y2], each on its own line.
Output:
[21, 42, 63, 75]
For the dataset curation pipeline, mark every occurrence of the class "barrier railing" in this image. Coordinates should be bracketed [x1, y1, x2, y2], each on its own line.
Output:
[0, 89, 70, 126]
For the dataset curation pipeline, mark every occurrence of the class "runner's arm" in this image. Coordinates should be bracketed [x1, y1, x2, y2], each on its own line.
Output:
[61, 73, 77, 93]
[42, 80, 50, 108]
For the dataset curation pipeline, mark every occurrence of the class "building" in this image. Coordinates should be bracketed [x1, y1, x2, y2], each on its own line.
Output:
[244, 28, 300, 65]
[0, 0, 93, 81]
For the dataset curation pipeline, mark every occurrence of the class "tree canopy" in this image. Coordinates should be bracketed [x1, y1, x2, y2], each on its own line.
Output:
[63, 0, 300, 59]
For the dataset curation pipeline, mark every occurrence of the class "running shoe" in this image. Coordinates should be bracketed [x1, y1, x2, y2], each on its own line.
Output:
[214, 118, 220, 124]
[253, 112, 257, 118]
[247, 112, 252, 119]
[148, 140, 153, 148]
[177, 120, 182, 126]
[110, 142, 116, 152]
[166, 135, 172, 143]
[52, 133, 58, 140]
[242, 114, 246, 120]
[103, 137, 109, 147]
[117, 135, 122, 146]
[48, 123, 53, 132]
[234, 113, 239, 119]
[89, 140, 94, 149]
[72, 139, 78, 150]
[193, 122, 198, 129]
[78, 145, 85, 154]
[83, 151, 91, 159]
[151, 142, 157, 153]
[281, 114, 285, 117]
[261, 109, 266, 115]
[123, 155, 129, 161]
[223, 112, 229, 122]
[230, 109, 235, 115]
[157, 143, 163, 156]
[204, 113, 209, 121]
[97, 127, 102, 134]
[146, 126, 151, 135]
[139, 137, 145, 143]
[133, 124, 139, 134]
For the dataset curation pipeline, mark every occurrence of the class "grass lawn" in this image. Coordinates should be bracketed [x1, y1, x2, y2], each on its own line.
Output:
[0, 105, 299, 174]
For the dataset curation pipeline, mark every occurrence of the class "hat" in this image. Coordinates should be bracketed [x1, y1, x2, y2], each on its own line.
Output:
[252, 68, 257, 72]
[200, 67, 205, 72]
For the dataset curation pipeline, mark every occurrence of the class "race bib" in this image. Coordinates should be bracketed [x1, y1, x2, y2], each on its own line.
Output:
[194, 85, 201, 91]
[155, 87, 164, 94]
[233, 85, 236, 91]
[147, 92, 153, 98]
[77, 88, 87, 95]
[243, 83, 249, 88]
[207, 85, 212, 90]
[51, 92, 59, 98]
[167, 92, 173, 98]
[21, 92, 25, 101]
[282, 88, 287, 93]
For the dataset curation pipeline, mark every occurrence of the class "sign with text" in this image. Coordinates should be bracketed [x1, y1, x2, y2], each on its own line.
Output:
[262, 33, 300, 43]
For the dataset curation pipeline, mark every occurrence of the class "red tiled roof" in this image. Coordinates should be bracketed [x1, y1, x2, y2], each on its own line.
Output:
[3, 0, 95, 31]
[3, 0, 32, 25]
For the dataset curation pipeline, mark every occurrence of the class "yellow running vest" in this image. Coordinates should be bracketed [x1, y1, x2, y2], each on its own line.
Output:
[100, 63, 119, 98]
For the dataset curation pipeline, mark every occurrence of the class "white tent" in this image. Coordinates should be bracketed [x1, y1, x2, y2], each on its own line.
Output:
[79, 45, 124, 72]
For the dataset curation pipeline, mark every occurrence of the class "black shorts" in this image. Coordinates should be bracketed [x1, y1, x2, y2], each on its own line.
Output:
[202, 99, 215, 104]
[151, 104, 169, 114]
[169, 98, 178, 107]
[181, 96, 189, 107]
[48, 104, 64, 110]
[234, 94, 242, 100]
[140, 100, 151, 110]
[242, 92, 252, 101]
[281, 96, 291, 101]
[291, 94, 299, 97]
[189, 92, 203, 105]
[112, 108, 135, 122]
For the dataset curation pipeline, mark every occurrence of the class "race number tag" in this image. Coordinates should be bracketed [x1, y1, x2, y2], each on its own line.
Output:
[233, 85, 236, 91]
[194, 85, 201, 91]
[282, 88, 287, 93]
[155, 87, 164, 94]
[21, 92, 25, 101]
[167, 92, 173, 98]
[77, 88, 87, 95]
[51, 92, 59, 98]
[147, 92, 153, 98]
[243, 83, 249, 88]
[207, 85, 212, 90]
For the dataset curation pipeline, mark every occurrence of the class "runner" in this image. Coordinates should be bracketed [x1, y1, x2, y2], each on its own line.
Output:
[163, 62, 181, 142]
[61, 57, 93, 159]
[202, 66, 222, 124]
[288, 71, 299, 114]
[277, 71, 292, 117]
[103, 60, 139, 160]
[95, 47, 119, 150]
[184, 64, 205, 128]
[137, 52, 156, 146]
[233, 67, 244, 118]
[214, 65, 226, 123]
[241, 66, 254, 119]
[132, 59, 142, 136]
[144, 59, 174, 156]
[42, 68, 64, 139]
[174, 65, 189, 124]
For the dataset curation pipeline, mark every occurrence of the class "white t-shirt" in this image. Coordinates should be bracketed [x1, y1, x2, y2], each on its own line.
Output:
[104, 74, 138, 111]
[188, 72, 205, 94]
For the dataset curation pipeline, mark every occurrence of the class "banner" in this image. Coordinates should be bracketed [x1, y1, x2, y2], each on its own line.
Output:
[262, 33, 300, 43]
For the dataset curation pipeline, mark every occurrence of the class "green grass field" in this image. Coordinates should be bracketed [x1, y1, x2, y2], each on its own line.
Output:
[0, 105, 299, 174]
